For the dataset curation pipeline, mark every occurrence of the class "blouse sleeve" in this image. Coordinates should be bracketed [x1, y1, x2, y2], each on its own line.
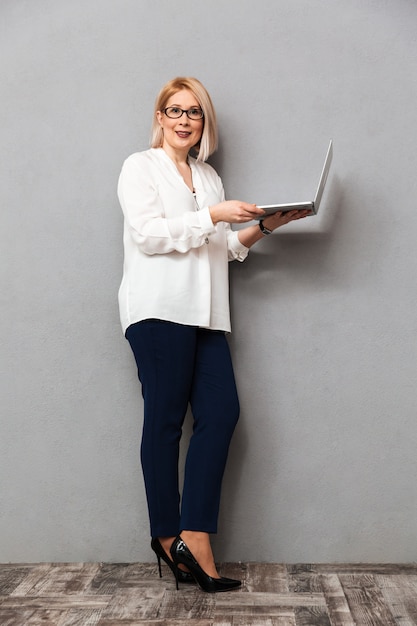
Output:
[118, 154, 217, 255]
[226, 227, 250, 262]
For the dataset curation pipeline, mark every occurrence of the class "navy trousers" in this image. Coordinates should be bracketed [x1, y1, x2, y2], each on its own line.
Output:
[125, 320, 240, 538]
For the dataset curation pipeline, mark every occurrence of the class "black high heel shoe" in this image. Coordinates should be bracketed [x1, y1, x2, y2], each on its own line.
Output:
[151, 538, 195, 584]
[170, 535, 242, 593]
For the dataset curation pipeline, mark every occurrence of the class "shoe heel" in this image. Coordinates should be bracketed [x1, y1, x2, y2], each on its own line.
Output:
[150, 537, 195, 585]
[156, 553, 162, 578]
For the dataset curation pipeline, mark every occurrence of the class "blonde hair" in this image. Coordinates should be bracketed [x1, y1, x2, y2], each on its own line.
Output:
[150, 77, 218, 162]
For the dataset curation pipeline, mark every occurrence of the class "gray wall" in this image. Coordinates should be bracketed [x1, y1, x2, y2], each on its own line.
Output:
[1, 0, 417, 563]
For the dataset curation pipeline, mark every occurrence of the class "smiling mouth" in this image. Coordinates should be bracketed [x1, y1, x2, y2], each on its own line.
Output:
[176, 131, 192, 138]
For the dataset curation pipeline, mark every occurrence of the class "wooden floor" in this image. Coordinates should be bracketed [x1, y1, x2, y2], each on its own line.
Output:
[1, 562, 417, 625]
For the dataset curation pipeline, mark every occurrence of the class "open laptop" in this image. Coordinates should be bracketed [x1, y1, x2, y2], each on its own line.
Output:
[258, 140, 333, 216]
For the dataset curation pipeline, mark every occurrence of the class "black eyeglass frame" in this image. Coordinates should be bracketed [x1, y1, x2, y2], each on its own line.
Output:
[163, 107, 204, 120]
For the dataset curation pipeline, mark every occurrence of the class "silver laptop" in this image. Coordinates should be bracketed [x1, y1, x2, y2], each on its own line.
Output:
[258, 140, 333, 216]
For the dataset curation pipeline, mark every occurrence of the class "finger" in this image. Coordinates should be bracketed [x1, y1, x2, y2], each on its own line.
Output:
[287, 210, 303, 220]
[251, 205, 267, 216]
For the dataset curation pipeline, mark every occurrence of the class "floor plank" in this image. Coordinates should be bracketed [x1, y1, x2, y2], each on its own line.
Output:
[57, 608, 103, 626]
[0, 595, 110, 610]
[320, 573, 356, 626]
[9, 563, 55, 596]
[157, 588, 216, 620]
[244, 563, 289, 594]
[102, 588, 167, 620]
[339, 574, 398, 626]
[294, 606, 332, 626]
[376, 573, 417, 625]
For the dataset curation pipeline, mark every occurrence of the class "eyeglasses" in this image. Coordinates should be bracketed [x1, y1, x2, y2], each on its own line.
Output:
[164, 106, 204, 120]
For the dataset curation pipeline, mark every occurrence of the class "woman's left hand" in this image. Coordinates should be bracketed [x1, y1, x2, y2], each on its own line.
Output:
[262, 208, 311, 231]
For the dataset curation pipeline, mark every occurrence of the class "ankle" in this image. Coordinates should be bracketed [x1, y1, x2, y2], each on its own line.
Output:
[180, 530, 209, 545]
[158, 536, 176, 556]
[179, 531, 219, 579]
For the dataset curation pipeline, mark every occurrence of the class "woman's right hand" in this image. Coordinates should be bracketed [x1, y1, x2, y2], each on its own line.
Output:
[209, 201, 265, 225]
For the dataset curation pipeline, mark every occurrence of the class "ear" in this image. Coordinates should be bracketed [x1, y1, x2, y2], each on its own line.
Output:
[156, 111, 163, 126]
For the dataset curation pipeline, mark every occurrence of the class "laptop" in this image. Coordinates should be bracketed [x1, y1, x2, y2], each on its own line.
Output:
[258, 140, 333, 216]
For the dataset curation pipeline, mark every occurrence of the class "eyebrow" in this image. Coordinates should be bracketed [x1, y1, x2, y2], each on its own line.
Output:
[167, 104, 202, 108]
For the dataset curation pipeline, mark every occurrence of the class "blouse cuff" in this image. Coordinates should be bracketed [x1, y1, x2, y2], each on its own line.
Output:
[199, 206, 217, 234]
[228, 229, 250, 262]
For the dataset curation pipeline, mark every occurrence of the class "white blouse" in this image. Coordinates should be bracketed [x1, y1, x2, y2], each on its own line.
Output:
[117, 148, 249, 334]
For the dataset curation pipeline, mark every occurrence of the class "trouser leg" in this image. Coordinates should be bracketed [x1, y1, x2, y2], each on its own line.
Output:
[125, 320, 196, 538]
[180, 328, 240, 533]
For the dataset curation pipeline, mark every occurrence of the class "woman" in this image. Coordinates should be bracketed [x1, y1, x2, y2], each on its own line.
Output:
[118, 77, 309, 593]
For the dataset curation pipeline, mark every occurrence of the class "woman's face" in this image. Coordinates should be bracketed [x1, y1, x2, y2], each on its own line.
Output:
[156, 89, 204, 156]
